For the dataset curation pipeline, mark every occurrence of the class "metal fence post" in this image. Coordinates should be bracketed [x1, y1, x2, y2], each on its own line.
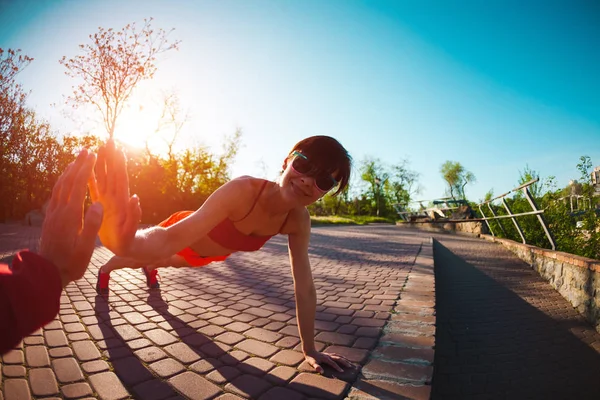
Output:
[523, 187, 556, 250]
[478, 205, 494, 236]
[502, 198, 526, 244]
[487, 202, 507, 236]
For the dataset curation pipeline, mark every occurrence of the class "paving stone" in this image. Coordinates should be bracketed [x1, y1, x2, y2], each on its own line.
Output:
[215, 332, 245, 345]
[112, 356, 155, 386]
[89, 371, 130, 400]
[28, 368, 59, 396]
[248, 317, 271, 327]
[48, 346, 73, 358]
[72, 340, 101, 361]
[263, 321, 287, 331]
[362, 359, 432, 384]
[225, 374, 272, 399]
[61, 315, 80, 324]
[198, 324, 226, 337]
[372, 345, 434, 364]
[122, 312, 150, 325]
[195, 340, 228, 357]
[221, 350, 249, 365]
[245, 328, 283, 343]
[87, 324, 115, 340]
[352, 337, 378, 350]
[237, 357, 275, 375]
[44, 320, 63, 330]
[225, 321, 253, 333]
[126, 337, 152, 350]
[63, 322, 86, 333]
[348, 378, 432, 400]
[2, 350, 22, 365]
[265, 365, 298, 385]
[81, 360, 111, 374]
[215, 394, 244, 400]
[4, 378, 31, 400]
[190, 358, 222, 374]
[25, 345, 50, 367]
[132, 379, 179, 400]
[275, 336, 301, 349]
[180, 331, 211, 347]
[61, 382, 94, 399]
[323, 345, 370, 363]
[380, 333, 434, 348]
[113, 324, 144, 341]
[314, 332, 355, 346]
[68, 332, 91, 341]
[168, 371, 221, 400]
[236, 339, 279, 358]
[2, 365, 26, 377]
[149, 358, 186, 378]
[269, 349, 305, 366]
[144, 329, 178, 346]
[23, 336, 44, 345]
[164, 342, 202, 364]
[289, 372, 349, 400]
[258, 387, 304, 400]
[206, 366, 241, 384]
[53, 357, 84, 383]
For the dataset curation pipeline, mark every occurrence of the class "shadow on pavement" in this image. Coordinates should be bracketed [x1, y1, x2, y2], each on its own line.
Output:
[431, 239, 600, 400]
[94, 288, 353, 399]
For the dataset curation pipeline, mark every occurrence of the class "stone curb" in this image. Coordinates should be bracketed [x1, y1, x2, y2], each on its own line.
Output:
[346, 238, 435, 400]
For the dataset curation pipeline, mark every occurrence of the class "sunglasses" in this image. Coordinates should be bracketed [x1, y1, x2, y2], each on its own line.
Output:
[290, 151, 338, 193]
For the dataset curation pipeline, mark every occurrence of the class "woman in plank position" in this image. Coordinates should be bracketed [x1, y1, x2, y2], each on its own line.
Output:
[92, 135, 353, 373]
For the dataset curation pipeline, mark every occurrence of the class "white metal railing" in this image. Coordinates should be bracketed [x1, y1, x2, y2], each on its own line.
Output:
[477, 178, 556, 250]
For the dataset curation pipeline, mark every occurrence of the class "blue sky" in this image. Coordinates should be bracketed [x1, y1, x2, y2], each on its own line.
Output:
[1, 0, 599, 204]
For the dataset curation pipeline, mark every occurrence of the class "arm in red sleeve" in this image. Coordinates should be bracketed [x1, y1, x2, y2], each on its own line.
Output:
[0, 250, 63, 354]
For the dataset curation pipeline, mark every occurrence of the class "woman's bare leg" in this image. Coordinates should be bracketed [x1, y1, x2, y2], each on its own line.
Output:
[100, 256, 147, 274]
[145, 254, 190, 272]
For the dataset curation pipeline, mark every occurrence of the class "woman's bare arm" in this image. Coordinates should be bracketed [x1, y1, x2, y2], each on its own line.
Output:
[116, 179, 244, 262]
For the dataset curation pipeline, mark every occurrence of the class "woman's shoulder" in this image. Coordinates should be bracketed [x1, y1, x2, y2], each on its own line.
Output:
[228, 176, 271, 192]
[219, 176, 274, 204]
[282, 206, 310, 235]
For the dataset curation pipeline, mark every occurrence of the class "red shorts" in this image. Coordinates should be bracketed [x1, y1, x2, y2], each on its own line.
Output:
[158, 211, 230, 267]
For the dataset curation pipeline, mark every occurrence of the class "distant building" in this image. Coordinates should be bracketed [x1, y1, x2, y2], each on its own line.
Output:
[592, 166, 600, 196]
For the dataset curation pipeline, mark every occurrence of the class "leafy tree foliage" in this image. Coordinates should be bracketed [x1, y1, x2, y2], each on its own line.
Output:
[440, 160, 475, 200]
[309, 157, 420, 218]
[125, 130, 242, 224]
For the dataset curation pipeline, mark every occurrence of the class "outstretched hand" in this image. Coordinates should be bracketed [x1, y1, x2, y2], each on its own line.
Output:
[304, 350, 354, 374]
[40, 149, 104, 287]
[88, 139, 141, 256]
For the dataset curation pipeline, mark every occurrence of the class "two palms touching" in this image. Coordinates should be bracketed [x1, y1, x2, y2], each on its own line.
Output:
[88, 140, 141, 257]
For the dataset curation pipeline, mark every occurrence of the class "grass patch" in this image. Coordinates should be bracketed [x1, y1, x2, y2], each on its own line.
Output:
[310, 215, 397, 226]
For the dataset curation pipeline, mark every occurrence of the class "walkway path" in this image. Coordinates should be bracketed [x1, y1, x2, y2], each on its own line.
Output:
[0, 223, 428, 400]
[431, 233, 600, 400]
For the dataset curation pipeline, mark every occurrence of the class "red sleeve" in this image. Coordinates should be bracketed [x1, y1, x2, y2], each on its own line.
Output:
[0, 251, 62, 354]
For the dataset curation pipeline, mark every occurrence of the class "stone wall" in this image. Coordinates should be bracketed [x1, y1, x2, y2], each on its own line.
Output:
[396, 221, 488, 236]
[480, 234, 600, 333]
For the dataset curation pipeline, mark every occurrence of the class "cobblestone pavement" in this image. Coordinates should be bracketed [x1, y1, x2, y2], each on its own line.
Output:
[0, 223, 427, 400]
[430, 233, 600, 400]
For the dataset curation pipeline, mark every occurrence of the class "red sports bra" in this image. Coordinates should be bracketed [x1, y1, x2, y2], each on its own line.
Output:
[207, 180, 288, 252]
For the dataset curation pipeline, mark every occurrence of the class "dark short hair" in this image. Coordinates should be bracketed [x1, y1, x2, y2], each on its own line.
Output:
[283, 135, 352, 196]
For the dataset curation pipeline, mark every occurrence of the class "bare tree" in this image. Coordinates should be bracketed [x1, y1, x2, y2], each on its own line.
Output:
[60, 18, 180, 138]
[145, 90, 190, 160]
